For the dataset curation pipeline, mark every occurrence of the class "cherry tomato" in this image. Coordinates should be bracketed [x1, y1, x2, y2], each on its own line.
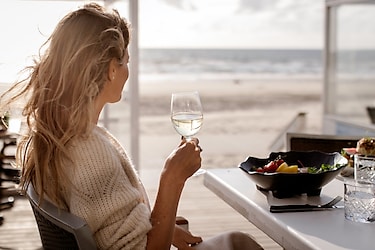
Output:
[263, 161, 278, 172]
[275, 159, 284, 167]
[256, 167, 265, 173]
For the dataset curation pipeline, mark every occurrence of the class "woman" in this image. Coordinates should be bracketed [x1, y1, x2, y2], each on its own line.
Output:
[0, 3, 262, 250]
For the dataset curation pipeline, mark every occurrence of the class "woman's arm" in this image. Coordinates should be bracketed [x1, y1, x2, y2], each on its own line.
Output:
[146, 139, 202, 250]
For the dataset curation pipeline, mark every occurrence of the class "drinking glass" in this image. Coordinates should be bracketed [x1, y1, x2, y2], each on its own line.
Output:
[344, 180, 375, 223]
[171, 91, 205, 176]
[354, 154, 375, 184]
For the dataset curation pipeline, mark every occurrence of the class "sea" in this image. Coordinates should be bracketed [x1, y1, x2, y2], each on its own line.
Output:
[139, 48, 375, 81]
[1, 48, 375, 85]
[140, 48, 322, 76]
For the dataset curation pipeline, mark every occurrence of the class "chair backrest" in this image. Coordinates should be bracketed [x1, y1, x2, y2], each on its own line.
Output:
[286, 132, 360, 153]
[26, 183, 97, 250]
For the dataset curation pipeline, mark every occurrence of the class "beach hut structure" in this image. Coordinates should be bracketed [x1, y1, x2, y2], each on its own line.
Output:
[323, 0, 375, 135]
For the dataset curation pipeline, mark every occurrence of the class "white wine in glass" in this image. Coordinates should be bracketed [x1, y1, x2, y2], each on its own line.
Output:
[171, 91, 203, 140]
[171, 91, 205, 176]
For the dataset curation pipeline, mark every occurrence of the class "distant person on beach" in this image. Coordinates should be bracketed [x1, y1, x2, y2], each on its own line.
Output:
[0, 3, 262, 250]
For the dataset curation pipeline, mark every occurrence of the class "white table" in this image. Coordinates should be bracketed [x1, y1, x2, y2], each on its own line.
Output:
[203, 168, 375, 250]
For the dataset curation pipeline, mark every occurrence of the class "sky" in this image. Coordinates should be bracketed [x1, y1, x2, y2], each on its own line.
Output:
[0, 0, 374, 82]
[0, 0, 330, 56]
[143, 0, 375, 49]
[142, 0, 324, 49]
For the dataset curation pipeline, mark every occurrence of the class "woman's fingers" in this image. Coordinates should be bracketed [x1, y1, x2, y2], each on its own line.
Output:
[182, 137, 201, 152]
[165, 137, 202, 179]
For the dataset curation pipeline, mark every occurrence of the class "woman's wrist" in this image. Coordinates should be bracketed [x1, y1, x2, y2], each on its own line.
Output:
[159, 169, 185, 191]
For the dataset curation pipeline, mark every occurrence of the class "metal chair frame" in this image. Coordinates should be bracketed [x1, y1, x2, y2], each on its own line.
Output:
[26, 183, 97, 250]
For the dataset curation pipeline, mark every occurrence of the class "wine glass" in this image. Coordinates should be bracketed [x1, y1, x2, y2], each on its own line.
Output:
[171, 91, 205, 176]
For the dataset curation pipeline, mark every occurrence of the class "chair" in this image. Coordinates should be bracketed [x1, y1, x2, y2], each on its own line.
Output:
[26, 183, 97, 250]
[286, 132, 360, 153]
[27, 182, 189, 249]
[1, 132, 19, 224]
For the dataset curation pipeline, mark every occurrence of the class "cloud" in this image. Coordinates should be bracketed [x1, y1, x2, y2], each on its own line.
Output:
[237, 0, 278, 12]
[160, 0, 196, 10]
[140, 0, 375, 49]
[140, 0, 325, 48]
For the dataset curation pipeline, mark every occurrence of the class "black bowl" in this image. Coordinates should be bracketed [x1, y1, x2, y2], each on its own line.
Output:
[239, 151, 348, 198]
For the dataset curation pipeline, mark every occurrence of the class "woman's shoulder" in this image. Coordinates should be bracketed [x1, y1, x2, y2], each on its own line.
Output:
[68, 126, 120, 166]
[71, 125, 112, 147]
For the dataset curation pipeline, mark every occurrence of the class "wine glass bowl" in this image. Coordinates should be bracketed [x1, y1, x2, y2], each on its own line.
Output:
[170, 91, 203, 141]
[171, 91, 205, 176]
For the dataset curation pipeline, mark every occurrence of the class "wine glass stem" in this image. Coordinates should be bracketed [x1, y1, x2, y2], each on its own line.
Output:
[184, 136, 192, 142]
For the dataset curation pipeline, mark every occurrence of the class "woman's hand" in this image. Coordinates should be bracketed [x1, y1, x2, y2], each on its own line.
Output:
[162, 137, 202, 183]
[172, 224, 202, 250]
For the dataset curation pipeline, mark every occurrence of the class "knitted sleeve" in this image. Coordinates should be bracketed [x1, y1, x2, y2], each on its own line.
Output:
[66, 128, 152, 250]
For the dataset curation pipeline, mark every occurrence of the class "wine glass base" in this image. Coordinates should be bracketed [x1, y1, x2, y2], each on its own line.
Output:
[192, 168, 206, 177]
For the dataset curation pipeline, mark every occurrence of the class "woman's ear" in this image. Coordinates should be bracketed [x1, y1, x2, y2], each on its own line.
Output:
[107, 58, 117, 81]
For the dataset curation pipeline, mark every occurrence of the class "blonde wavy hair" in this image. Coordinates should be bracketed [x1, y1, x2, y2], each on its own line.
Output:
[0, 3, 130, 207]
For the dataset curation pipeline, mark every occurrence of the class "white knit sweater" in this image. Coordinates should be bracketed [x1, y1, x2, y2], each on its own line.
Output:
[65, 125, 152, 249]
